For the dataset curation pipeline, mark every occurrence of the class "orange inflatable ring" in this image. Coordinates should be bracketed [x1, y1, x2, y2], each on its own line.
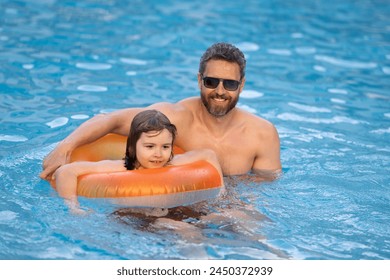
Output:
[51, 134, 223, 208]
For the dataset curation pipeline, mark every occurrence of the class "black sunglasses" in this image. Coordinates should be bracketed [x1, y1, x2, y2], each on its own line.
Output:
[202, 76, 241, 91]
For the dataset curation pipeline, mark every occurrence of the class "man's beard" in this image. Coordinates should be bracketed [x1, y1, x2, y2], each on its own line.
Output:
[201, 92, 239, 117]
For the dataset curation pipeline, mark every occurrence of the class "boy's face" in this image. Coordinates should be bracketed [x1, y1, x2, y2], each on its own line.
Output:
[135, 129, 173, 169]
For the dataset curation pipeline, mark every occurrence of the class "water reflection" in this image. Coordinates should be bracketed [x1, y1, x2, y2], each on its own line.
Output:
[110, 175, 288, 259]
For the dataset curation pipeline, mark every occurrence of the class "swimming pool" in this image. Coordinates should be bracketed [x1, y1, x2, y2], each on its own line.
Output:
[0, 0, 389, 259]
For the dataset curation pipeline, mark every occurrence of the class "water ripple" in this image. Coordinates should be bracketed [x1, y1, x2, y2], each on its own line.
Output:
[288, 102, 331, 113]
[314, 55, 377, 69]
[0, 211, 18, 223]
[77, 85, 108, 92]
[70, 114, 89, 120]
[22, 64, 34, 70]
[382, 67, 390, 74]
[365, 92, 389, 100]
[295, 47, 316, 55]
[0, 135, 28, 142]
[237, 104, 257, 114]
[277, 113, 362, 124]
[328, 88, 348, 95]
[75, 62, 112, 70]
[45, 117, 69, 128]
[235, 42, 260, 52]
[120, 58, 148, 65]
[314, 65, 327, 72]
[330, 98, 346, 104]
[370, 128, 390, 134]
[240, 90, 263, 99]
[267, 49, 292, 56]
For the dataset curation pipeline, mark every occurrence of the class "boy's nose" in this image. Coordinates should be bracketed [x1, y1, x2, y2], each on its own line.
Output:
[154, 148, 162, 157]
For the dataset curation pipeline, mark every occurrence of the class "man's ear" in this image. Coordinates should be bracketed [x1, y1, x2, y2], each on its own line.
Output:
[197, 73, 202, 90]
[238, 77, 246, 93]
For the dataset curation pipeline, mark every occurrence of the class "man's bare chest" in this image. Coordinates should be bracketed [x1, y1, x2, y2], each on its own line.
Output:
[177, 129, 255, 175]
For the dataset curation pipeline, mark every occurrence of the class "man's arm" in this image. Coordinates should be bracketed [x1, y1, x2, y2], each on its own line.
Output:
[40, 101, 182, 181]
[251, 123, 282, 181]
[40, 108, 142, 181]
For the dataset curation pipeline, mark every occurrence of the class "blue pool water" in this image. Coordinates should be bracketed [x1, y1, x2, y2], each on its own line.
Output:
[0, 0, 389, 259]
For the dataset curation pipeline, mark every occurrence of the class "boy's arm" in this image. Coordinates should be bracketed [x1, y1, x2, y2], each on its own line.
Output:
[54, 160, 126, 200]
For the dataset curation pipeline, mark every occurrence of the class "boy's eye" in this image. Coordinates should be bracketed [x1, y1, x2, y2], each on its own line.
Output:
[163, 145, 171, 149]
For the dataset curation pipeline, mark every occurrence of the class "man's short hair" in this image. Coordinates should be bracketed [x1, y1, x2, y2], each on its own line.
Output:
[199, 42, 246, 79]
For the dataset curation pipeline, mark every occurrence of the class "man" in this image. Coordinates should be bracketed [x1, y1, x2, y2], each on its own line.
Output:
[40, 42, 281, 180]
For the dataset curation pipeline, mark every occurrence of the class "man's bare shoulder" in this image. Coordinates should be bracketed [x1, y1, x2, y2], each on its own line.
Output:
[237, 109, 281, 171]
[158, 97, 199, 109]
[238, 108, 275, 129]
[149, 97, 199, 120]
[237, 109, 279, 139]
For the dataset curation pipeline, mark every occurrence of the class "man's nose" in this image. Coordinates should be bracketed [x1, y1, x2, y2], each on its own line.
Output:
[216, 80, 225, 94]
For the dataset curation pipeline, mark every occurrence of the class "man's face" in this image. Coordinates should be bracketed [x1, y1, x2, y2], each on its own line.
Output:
[198, 59, 245, 117]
